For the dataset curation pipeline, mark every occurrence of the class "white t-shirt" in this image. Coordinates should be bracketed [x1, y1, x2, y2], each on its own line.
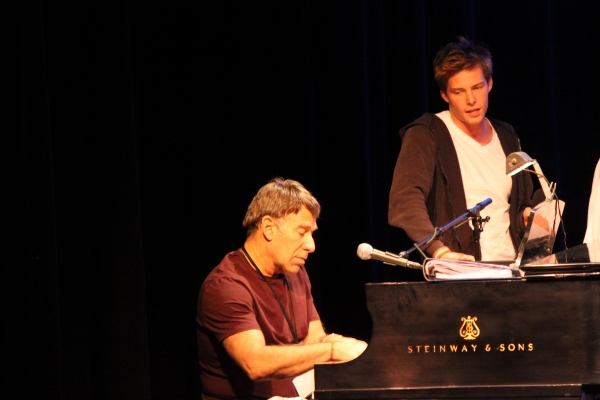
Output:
[436, 111, 515, 260]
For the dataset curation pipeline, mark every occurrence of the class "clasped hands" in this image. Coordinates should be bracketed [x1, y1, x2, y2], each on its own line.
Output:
[321, 333, 367, 362]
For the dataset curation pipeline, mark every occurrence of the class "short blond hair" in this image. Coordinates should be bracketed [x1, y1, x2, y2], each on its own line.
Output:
[243, 178, 321, 236]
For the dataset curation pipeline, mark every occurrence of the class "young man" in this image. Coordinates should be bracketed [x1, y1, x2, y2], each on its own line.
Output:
[197, 178, 367, 400]
[389, 37, 533, 261]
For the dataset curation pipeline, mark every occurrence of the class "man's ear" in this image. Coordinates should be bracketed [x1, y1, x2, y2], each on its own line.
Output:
[487, 77, 493, 92]
[259, 215, 277, 242]
[440, 90, 449, 103]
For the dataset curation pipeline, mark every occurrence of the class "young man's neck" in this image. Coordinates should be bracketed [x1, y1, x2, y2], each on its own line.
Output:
[450, 114, 492, 145]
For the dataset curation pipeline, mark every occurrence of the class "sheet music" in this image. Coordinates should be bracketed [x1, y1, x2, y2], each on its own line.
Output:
[291, 368, 314, 399]
[423, 259, 524, 281]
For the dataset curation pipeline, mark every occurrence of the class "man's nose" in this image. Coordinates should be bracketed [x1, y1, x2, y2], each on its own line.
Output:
[466, 90, 476, 105]
[303, 234, 316, 253]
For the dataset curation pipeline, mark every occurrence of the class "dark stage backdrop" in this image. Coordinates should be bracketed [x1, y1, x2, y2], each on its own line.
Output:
[4, 1, 599, 398]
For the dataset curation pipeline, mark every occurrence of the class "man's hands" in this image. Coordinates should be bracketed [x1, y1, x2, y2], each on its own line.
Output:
[322, 333, 368, 362]
[222, 323, 368, 381]
[523, 207, 532, 226]
[433, 245, 475, 261]
[439, 251, 475, 261]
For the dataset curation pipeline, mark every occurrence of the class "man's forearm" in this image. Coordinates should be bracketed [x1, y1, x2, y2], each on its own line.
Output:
[223, 328, 367, 381]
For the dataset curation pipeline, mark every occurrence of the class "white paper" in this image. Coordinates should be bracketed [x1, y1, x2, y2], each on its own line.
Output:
[424, 259, 523, 281]
[292, 368, 314, 399]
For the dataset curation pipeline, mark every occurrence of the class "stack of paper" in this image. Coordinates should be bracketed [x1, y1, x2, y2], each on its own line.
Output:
[423, 259, 524, 281]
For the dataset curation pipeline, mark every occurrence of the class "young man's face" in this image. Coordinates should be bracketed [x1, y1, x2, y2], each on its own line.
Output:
[440, 65, 493, 134]
[270, 206, 317, 275]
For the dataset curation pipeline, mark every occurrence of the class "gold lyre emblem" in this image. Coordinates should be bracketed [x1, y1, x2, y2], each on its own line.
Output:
[459, 316, 480, 340]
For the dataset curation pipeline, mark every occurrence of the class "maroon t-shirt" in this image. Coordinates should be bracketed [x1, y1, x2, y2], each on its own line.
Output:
[197, 250, 320, 399]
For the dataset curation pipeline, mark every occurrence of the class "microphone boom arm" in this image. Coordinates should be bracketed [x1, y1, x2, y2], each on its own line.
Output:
[400, 198, 492, 258]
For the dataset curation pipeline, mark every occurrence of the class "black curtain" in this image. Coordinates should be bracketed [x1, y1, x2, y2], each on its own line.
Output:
[4, 1, 599, 398]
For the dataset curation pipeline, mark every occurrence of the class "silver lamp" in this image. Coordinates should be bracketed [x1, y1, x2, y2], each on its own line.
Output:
[506, 151, 555, 200]
[505, 151, 565, 266]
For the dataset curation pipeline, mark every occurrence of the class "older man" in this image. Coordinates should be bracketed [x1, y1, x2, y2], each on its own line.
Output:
[197, 178, 367, 400]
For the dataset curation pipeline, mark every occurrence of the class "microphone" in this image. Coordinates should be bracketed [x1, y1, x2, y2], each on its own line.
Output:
[468, 198, 492, 214]
[357, 243, 422, 269]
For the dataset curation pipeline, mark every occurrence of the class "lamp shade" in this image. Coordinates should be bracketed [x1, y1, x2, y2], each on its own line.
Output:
[506, 151, 535, 177]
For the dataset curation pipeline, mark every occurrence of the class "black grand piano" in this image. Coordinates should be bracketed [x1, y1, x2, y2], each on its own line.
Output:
[314, 243, 600, 399]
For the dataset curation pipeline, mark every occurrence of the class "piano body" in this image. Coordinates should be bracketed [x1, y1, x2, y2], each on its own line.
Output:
[315, 244, 600, 399]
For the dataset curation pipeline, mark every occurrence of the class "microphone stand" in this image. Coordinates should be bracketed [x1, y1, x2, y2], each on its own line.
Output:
[400, 198, 492, 261]
[471, 211, 490, 261]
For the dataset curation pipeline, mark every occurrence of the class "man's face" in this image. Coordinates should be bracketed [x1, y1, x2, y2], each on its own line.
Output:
[440, 65, 493, 134]
[271, 206, 317, 275]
